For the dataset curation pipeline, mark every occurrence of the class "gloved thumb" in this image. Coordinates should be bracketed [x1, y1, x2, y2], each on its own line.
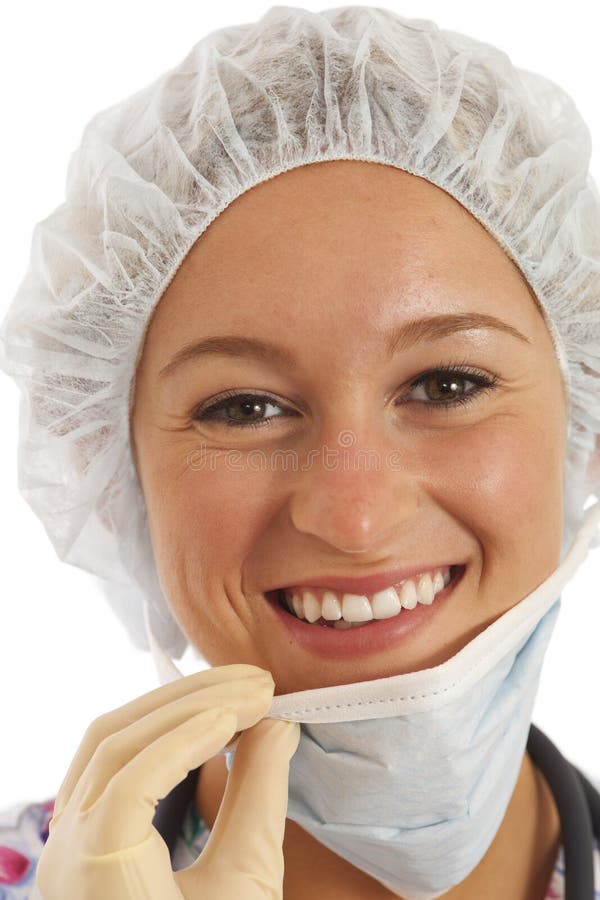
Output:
[175, 717, 300, 898]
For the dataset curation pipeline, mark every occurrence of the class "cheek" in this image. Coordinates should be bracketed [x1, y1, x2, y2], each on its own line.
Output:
[148, 454, 276, 579]
[429, 414, 564, 574]
[142, 451, 277, 659]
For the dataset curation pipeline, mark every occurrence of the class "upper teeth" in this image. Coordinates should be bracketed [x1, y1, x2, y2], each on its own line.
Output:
[283, 567, 452, 628]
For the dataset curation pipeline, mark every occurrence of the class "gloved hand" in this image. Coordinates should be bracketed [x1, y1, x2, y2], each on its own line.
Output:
[35, 663, 300, 899]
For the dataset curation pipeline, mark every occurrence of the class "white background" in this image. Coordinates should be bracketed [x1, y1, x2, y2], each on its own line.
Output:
[1, 1, 599, 810]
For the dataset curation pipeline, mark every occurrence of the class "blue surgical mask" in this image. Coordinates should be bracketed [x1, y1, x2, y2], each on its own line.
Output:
[145, 499, 600, 900]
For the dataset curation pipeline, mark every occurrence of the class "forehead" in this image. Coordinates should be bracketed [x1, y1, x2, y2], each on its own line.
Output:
[143, 160, 543, 359]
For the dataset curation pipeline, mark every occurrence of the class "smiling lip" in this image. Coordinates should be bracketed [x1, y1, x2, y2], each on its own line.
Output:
[269, 562, 459, 596]
[263, 564, 466, 660]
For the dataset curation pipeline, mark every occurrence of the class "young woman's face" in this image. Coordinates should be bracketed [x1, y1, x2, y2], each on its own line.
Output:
[131, 160, 568, 693]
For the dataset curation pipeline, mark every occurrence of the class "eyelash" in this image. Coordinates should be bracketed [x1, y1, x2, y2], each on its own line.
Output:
[192, 363, 500, 430]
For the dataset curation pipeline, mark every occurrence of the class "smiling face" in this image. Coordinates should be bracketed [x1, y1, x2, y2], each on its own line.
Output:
[130, 159, 568, 693]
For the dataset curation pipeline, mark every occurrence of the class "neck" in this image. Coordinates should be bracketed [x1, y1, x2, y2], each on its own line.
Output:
[441, 749, 562, 900]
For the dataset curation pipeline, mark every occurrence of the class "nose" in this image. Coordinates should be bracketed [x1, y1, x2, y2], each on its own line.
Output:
[287, 424, 419, 555]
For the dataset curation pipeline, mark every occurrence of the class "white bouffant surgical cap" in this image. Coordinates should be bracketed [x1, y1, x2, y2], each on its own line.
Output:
[1, 5, 600, 659]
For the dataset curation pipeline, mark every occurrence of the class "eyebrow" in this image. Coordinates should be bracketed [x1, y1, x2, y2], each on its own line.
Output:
[158, 312, 531, 380]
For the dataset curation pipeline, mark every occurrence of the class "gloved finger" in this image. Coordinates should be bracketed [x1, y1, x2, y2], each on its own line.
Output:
[53, 664, 271, 818]
[184, 718, 300, 896]
[67, 672, 274, 821]
[82, 706, 240, 855]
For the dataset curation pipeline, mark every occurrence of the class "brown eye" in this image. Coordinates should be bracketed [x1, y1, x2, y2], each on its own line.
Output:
[219, 396, 268, 424]
[400, 366, 499, 411]
[421, 372, 469, 402]
[193, 392, 296, 429]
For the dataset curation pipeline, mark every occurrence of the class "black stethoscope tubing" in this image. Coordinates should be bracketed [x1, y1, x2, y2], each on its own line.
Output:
[527, 723, 599, 900]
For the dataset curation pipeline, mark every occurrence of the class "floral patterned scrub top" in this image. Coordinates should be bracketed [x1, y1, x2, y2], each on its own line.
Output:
[1, 792, 600, 898]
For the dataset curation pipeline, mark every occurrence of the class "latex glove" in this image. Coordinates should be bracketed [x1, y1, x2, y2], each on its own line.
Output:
[35, 663, 300, 900]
